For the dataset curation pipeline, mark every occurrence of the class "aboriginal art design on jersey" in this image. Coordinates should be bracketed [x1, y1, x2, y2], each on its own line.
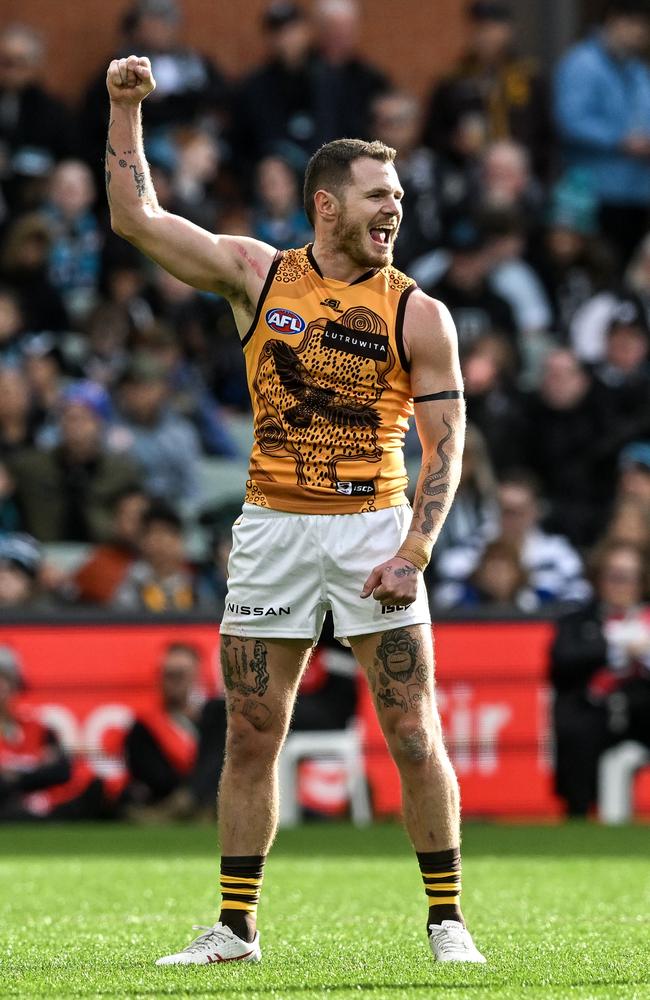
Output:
[252, 305, 396, 492]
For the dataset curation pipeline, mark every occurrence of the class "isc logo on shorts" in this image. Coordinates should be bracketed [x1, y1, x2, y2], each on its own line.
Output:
[266, 308, 306, 334]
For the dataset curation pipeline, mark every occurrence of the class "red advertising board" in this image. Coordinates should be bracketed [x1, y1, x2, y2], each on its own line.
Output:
[3, 618, 648, 818]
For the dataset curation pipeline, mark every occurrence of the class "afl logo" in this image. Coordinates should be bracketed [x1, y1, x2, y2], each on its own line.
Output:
[266, 308, 306, 334]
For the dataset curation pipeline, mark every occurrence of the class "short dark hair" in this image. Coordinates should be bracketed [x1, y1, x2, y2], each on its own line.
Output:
[603, 0, 650, 19]
[164, 642, 200, 662]
[142, 501, 183, 533]
[303, 138, 396, 227]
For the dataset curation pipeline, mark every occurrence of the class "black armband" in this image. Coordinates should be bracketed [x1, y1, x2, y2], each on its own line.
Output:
[413, 390, 464, 403]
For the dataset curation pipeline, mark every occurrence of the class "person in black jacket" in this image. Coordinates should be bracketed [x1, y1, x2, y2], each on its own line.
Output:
[0, 24, 76, 213]
[550, 540, 650, 817]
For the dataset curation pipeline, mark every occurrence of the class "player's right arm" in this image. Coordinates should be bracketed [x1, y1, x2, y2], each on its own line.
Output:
[105, 55, 275, 314]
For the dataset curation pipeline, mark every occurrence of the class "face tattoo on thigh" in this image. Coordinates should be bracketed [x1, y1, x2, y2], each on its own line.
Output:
[371, 629, 429, 712]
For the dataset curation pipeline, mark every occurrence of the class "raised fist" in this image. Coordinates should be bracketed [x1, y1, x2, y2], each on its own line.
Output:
[106, 55, 155, 105]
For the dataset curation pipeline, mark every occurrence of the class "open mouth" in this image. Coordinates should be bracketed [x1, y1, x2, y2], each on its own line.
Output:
[369, 226, 394, 246]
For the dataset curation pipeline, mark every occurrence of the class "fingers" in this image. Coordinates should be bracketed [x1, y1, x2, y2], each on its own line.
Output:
[360, 567, 382, 599]
[108, 55, 151, 90]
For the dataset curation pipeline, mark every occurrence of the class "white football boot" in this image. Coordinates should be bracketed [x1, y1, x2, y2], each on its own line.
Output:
[428, 920, 486, 963]
[156, 921, 261, 966]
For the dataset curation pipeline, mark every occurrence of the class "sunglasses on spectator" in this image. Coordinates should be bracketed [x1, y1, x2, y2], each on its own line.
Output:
[601, 570, 641, 584]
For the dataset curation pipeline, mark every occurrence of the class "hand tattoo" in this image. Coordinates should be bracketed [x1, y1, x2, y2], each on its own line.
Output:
[393, 566, 417, 578]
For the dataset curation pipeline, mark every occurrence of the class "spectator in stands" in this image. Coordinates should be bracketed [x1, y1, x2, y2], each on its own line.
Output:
[21, 333, 66, 427]
[430, 423, 499, 586]
[7, 381, 140, 542]
[44, 160, 102, 324]
[616, 441, 650, 509]
[0, 645, 105, 820]
[530, 173, 615, 344]
[79, 0, 227, 185]
[252, 154, 312, 250]
[137, 325, 239, 457]
[112, 501, 204, 612]
[551, 540, 650, 816]
[0, 23, 75, 214]
[70, 488, 150, 605]
[0, 366, 39, 458]
[423, 1, 551, 179]
[370, 91, 442, 268]
[626, 233, 650, 314]
[436, 471, 591, 605]
[0, 287, 26, 367]
[0, 645, 69, 818]
[462, 334, 527, 473]
[479, 141, 543, 221]
[604, 496, 650, 551]
[480, 208, 553, 368]
[124, 642, 200, 805]
[554, 0, 650, 266]
[169, 127, 222, 231]
[525, 349, 612, 546]
[437, 537, 539, 612]
[497, 472, 590, 603]
[110, 354, 201, 510]
[422, 217, 518, 356]
[311, 0, 389, 144]
[0, 213, 69, 333]
[592, 299, 650, 425]
[232, 2, 315, 174]
[0, 462, 20, 533]
[0, 533, 42, 608]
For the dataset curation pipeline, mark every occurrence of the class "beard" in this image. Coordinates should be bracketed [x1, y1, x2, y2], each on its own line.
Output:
[333, 207, 397, 269]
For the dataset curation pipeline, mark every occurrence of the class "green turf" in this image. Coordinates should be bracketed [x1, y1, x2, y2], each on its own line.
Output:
[1, 822, 649, 999]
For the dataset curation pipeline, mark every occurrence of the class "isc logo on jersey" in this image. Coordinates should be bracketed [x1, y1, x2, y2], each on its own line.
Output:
[266, 307, 306, 334]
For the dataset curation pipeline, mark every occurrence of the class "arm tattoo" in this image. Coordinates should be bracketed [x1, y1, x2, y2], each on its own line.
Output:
[416, 413, 452, 535]
[129, 163, 146, 198]
[221, 636, 269, 697]
[104, 120, 115, 203]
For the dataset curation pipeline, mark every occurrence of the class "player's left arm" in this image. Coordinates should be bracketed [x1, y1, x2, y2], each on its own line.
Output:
[361, 290, 465, 606]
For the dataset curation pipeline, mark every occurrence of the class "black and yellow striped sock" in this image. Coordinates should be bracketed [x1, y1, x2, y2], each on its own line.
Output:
[219, 855, 265, 943]
[416, 847, 464, 928]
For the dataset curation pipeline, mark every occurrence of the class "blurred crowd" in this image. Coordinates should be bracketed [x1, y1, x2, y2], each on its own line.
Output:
[1, 0, 650, 817]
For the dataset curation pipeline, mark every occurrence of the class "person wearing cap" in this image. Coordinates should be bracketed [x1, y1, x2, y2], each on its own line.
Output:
[0, 23, 76, 214]
[423, 2, 552, 180]
[0, 533, 43, 608]
[550, 539, 650, 816]
[6, 380, 141, 542]
[554, 0, 650, 266]
[591, 297, 650, 459]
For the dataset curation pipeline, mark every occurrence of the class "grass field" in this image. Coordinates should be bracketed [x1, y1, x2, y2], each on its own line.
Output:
[1, 822, 649, 999]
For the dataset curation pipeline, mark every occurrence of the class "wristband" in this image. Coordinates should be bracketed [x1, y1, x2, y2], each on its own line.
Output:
[396, 535, 433, 572]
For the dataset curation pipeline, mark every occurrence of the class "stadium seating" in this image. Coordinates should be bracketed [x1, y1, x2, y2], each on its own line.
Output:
[277, 722, 372, 827]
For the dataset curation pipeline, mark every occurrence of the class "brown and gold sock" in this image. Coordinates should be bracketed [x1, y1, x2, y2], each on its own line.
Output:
[219, 855, 265, 943]
[416, 847, 464, 928]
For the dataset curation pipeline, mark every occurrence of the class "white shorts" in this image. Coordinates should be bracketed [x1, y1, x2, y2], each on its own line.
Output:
[220, 503, 431, 643]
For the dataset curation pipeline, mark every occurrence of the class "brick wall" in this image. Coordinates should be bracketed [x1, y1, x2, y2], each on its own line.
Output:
[4, 0, 467, 104]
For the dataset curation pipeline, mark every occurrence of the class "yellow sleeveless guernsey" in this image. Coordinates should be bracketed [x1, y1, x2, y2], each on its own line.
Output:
[242, 244, 417, 514]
